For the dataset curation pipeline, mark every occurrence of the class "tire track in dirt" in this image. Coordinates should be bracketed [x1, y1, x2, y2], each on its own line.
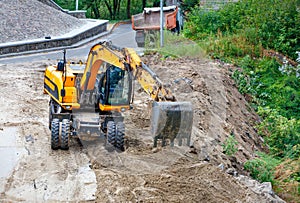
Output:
[0, 62, 97, 202]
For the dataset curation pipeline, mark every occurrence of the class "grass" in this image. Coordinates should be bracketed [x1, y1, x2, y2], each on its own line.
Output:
[274, 159, 300, 202]
[145, 31, 204, 59]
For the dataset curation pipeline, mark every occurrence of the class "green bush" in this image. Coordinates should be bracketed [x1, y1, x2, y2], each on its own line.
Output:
[258, 107, 300, 159]
[183, 0, 300, 200]
[145, 31, 204, 59]
[244, 152, 280, 184]
[184, 0, 300, 60]
[54, 0, 150, 19]
[222, 134, 238, 156]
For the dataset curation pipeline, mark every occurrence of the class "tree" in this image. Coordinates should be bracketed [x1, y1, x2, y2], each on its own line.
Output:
[104, 0, 122, 19]
[127, 0, 131, 19]
[82, 0, 100, 19]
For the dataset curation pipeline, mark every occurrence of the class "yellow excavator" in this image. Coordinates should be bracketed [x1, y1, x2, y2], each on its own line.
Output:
[44, 41, 193, 150]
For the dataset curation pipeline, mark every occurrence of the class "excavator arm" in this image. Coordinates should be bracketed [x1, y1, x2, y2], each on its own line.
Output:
[80, 43, 125, 91]
[80, 42, 176, 103]
[122, 44, 193, 147]
[79, 42, 193, 146]
[124, 48, 175, 102]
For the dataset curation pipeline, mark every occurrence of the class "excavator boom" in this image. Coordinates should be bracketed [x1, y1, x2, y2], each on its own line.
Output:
[123, 45, 193, 146]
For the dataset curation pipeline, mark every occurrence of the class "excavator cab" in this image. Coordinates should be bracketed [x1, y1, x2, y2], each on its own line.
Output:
[97, 65, 132, 112]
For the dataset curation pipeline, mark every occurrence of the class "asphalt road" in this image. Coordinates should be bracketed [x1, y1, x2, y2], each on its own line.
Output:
[0, 24, 140, 64]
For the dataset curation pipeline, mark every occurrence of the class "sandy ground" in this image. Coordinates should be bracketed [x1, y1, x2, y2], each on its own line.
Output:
[0, 56, 280, 202]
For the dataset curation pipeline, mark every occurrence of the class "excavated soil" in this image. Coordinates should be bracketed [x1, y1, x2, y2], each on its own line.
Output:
[91, 55, 269, 202]
[0, 55, 279, 202]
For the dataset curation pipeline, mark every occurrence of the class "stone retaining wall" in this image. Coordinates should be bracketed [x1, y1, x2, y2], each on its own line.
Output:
[0, 21, 107, 56]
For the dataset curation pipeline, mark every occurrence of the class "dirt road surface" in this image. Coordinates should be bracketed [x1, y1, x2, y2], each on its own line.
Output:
[0, 55, 280, 202]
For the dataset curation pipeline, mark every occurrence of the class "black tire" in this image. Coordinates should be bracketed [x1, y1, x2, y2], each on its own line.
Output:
[49, 102, 53, 130]
[116, 122, 125, 151]
[49, 99, 62, 130]
[51, 119, 60, 150]
[106, 121, 116, 146]
[61, 119, 70, 150]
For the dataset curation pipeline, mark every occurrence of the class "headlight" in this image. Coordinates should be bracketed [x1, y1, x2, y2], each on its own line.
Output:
[120, 107, 126, 112]
[65, 106, 71, 110]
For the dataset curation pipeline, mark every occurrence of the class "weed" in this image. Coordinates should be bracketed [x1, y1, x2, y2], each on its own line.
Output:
[145, 31, 204, 59]
[244, 152, 280, 184]
[222, 134, 238, 156]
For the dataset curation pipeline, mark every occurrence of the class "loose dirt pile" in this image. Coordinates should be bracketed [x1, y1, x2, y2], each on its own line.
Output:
[0, 56, 284, 202]
[89, 55, 282, 202]
[0, 0, 85, 43]
[141, 54, 265, 171]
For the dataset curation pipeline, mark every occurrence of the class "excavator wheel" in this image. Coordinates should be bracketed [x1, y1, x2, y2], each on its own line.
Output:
[61, 119, 70, 150]
[51, 119, 60, 150]
[106, 121, 116, 146]
[116, 122, 125, 151]
[49, 99, 62, 130]
[48, 104, 52, 130]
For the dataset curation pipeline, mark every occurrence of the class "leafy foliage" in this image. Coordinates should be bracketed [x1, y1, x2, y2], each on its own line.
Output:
[244, 152, 280, 184]
[184, 0, 300, 60]
[183, 0, 300, 199]
[54, 0, 155, 19]
[145, 31, 204, 59]
[181, 0, 199, 12]
[258, 107, 300, 159]
[222, 134, 238, 156]
[232, 57, 300, 119]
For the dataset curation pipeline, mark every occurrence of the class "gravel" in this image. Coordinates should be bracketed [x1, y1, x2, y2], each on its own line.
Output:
[0, 0, 86, 43]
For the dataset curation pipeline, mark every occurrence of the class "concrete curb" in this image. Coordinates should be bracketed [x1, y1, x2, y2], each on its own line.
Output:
[0, 20, 131, 59]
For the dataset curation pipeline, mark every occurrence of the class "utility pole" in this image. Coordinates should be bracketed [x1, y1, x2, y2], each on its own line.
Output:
[160, 0, 164, 47]
[76, 0, 79, 10]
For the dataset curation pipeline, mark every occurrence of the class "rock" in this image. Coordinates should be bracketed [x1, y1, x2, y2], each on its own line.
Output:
[259, 182, 274, 196]
[196, 145, 210, 162]
[218, 163, 224, 171]
[236, 175, 286, 203]
[151, 147, 159, 153]
[25, 134, 34, 143]
[226, 168, 238, 177]
[189, 146, 197, 154]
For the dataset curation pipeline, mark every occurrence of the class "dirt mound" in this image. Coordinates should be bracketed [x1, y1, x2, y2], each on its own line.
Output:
[0, 0, 85, 43]
[141, 54, 265, 172]
[88, 54, 279, 202]
[94, 156, 269, 203]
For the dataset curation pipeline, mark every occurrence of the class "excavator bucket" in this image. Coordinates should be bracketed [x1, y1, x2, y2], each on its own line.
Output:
[151, 101, 193, 147]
